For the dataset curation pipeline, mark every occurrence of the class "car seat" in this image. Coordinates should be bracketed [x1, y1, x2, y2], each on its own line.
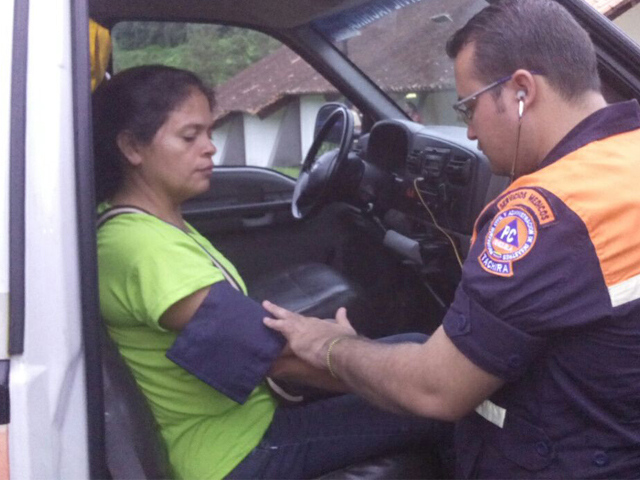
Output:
[247, 262, 379, 338]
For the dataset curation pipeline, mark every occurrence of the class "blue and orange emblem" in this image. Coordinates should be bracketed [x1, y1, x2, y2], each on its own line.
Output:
[479, 207, 537, 277]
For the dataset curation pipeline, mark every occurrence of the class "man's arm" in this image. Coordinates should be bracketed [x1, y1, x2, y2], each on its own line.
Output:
[263, 301, 504, 420]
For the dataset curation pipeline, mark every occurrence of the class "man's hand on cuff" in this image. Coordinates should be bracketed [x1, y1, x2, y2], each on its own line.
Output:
[263, 301, 357, 370]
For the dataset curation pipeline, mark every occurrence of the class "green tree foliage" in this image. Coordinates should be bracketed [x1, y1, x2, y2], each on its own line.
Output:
[112, 22, 187, 50]
[112, 22, 281, 87]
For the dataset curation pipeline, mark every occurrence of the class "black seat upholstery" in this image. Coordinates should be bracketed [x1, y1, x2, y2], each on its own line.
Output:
[248, 262, 360, 318]
[248, 262, 376, 337]
[101, 327, 171, 479]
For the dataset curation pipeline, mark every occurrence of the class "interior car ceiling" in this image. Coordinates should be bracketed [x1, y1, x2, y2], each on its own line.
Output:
[89, 0, 374, 29]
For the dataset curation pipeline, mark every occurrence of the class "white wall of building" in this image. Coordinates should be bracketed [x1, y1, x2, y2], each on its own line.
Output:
[614, 4, 640, 46]
[244, 109, 285, 168]
[213, 96, 325, 168]
[299, 95, 326, 159]
[422, 89, 460, 126]
[212, 119, 230, 165]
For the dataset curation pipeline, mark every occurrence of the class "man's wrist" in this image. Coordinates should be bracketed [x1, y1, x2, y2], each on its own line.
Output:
[325, 335, 354, 378]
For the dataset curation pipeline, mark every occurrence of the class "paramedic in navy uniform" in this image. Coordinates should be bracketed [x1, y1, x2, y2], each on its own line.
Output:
[264, 0, 640, 477]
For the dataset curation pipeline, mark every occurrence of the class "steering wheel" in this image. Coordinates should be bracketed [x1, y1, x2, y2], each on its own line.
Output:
[292, 105, 354, 219]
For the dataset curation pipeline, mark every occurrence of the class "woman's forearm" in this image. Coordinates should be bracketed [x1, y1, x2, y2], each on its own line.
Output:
[268, 355, 347, 392]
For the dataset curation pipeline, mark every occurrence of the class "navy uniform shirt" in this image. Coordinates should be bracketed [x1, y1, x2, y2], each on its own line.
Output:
[442, 101, 640, 478]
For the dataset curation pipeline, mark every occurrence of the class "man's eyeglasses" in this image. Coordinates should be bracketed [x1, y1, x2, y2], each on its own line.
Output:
[452, 71, 542, 125]
[452, 74, 512, 125]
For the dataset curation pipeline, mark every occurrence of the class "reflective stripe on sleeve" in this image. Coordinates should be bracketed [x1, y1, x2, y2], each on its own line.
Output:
[475, 399, 506, 428]
[609, 272, 640, 307]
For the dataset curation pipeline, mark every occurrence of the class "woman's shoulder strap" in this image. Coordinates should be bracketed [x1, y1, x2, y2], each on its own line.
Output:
[97, 206, 150, 229]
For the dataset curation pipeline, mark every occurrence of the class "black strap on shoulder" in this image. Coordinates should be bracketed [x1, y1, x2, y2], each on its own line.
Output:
[96, 206, 241, 291]
[97, 206, 150, 229]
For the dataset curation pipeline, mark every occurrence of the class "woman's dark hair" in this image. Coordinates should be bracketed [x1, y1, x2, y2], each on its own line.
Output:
[446, 0, 600, 100]
[92, 65, 215, 202]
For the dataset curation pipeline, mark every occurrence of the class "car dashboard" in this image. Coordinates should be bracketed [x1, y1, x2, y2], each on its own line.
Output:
[347, 119, 510, 267]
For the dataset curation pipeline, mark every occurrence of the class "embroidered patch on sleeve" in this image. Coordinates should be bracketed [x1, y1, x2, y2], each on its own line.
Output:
[478, 207, 537, 277]
[496, 188, 555, 225]
[470, 188, 554, 247]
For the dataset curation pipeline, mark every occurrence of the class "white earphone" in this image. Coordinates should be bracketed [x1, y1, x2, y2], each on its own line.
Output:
[517, 90, 526, 118]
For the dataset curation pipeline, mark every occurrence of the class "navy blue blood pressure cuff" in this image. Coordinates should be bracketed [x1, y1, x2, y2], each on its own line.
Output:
[166, 281, 286, 404]
[443, 286, 546, 382]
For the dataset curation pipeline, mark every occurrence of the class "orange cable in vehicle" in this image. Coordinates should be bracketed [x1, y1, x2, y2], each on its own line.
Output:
[413, 178, 464, 269]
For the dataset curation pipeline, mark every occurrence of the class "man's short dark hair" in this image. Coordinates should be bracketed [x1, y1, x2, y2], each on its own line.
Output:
[446, 0, 601, 99]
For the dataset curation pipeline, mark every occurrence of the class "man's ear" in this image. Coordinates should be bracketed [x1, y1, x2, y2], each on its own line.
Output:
[116, 131, 144, 166]
[511, 69, 537, 108]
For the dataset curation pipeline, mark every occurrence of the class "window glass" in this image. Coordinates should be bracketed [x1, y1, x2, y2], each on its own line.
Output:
[112, 23, 345, 178]
[312, 0, 488, 127]
[610, 2, 640, 46]
[312, 0, 640, 126]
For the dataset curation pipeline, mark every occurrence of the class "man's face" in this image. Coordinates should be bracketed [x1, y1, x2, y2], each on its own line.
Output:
[454, 43, 518, 176]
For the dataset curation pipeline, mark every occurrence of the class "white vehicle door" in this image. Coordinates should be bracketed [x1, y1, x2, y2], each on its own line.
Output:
[5, 0, 104, 478]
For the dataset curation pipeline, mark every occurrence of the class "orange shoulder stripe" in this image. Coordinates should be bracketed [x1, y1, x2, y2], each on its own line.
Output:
[511, 129, 640, 306]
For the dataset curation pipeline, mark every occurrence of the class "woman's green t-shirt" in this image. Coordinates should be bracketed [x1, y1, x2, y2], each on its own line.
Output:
[97, 209, 276, 479]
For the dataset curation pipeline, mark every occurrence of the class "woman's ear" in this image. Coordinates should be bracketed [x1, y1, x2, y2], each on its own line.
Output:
[116, 131, 144, 166]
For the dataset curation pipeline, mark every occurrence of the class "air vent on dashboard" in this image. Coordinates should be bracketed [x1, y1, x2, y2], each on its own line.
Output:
[407, 149, 422, 174]
[445, 156, 472, 185]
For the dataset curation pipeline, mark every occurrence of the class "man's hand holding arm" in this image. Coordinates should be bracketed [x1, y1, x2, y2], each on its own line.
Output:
[263, 301, 504, 420]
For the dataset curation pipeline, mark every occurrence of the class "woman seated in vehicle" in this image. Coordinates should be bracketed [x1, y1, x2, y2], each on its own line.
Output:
[93, 65, 449, 480]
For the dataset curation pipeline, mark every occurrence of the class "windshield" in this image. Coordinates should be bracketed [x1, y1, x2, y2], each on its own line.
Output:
[312, 0, 640, 126]
[312, 0, 488, 127]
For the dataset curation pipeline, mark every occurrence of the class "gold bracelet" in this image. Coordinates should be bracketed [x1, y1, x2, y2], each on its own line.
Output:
[326, 336, 350, 379]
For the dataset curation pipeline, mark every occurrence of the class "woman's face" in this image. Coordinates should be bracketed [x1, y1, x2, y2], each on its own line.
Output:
[135, 89, 217, 204]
